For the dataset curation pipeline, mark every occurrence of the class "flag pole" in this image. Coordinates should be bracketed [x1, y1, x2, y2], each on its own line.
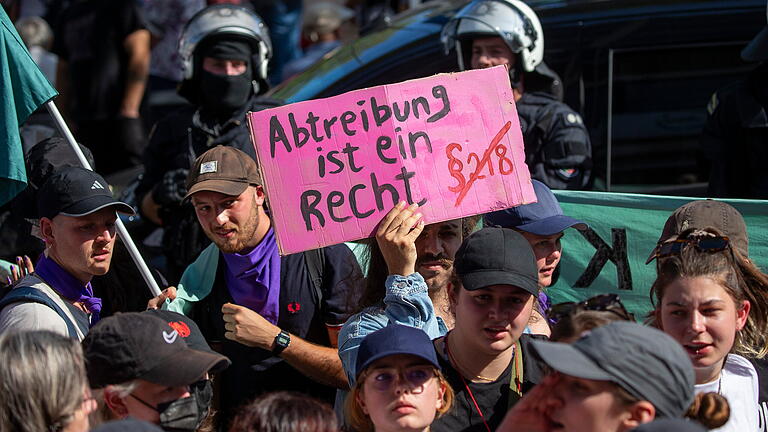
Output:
[45, 101, 162, 297]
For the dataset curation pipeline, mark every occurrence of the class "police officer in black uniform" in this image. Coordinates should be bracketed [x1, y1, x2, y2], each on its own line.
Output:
[136, 5, 280, 281]
[441, 0, 592, 190]
[701, 4, 768, 199]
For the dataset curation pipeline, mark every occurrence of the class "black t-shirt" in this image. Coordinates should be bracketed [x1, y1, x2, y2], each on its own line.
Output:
[52, 0, 146, 122]
[750, 357, 768, 432]
[191, 244, 362, 417]
[431, 334, 543, 432]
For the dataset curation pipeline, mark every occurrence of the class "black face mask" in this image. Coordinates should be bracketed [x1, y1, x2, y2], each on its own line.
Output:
[198, 68, 253, 115]
[130, 379, 213, 432]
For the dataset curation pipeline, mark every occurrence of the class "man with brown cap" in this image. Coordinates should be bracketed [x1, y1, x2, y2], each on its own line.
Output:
[136, 5, 279, 281]
[152, 145, 361, 421]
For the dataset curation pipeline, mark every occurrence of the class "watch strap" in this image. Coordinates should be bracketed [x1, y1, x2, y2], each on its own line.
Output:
[272, 330, 290, 355]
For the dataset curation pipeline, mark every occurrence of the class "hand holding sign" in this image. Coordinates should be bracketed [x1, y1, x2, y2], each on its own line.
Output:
[376, 202, 425, 276]
[248, 66, 536, 254]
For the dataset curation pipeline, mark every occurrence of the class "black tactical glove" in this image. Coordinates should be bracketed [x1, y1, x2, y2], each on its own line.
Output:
[151, 168, 190, 206]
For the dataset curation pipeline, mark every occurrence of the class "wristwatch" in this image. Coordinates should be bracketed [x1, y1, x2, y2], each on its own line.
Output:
[272, 330, 291, 355]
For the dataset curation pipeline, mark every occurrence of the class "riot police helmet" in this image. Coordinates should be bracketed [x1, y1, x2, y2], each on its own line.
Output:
[441, 0, 543, 74]
[178, 4, 272, 102]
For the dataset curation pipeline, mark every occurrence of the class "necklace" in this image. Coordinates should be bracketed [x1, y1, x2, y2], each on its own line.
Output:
[445, 332, 496, 382]
[444, 332, 492, 432]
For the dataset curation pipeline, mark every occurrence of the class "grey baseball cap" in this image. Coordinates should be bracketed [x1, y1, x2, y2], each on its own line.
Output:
[530, 321, 695, 418]
[454, 227, 539, 296]
[631, 419, 706, 432]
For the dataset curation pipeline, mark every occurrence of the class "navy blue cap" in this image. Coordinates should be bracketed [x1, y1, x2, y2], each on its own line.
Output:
[355, 324, 439, 379]
[484, 180, 586, 236]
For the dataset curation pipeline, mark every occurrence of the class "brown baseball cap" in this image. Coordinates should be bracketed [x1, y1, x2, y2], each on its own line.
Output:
[184, 146, 262, 200]
[646, 200, 748, 264]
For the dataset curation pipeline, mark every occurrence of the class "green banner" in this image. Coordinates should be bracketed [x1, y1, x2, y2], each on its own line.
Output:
[549, 191, 768, 319]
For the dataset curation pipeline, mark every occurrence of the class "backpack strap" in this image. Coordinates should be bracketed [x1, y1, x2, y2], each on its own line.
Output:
[0, 286, 80, 339]
[303, 248, 326, 307]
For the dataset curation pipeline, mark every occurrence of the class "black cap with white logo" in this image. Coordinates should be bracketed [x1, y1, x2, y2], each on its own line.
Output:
[36, 166, 135, 220]
[83, 312, 230, 389]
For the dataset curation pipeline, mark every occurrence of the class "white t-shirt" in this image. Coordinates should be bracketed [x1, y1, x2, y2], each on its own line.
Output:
[695, 354, 759, 432]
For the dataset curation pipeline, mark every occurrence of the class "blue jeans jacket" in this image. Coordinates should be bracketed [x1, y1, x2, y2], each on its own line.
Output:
[338, 273, 448, 385]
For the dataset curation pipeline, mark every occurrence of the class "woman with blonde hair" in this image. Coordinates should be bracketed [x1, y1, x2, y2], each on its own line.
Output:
[346, 324, 454, 432]
[0, 330, 96, 432]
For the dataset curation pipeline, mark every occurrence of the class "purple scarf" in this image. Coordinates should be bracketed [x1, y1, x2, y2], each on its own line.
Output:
[222, 228, 281, 324]
[34, 254, 102, 324]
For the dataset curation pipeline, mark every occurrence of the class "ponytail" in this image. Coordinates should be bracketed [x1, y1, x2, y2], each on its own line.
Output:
[684, 392, 730, 429]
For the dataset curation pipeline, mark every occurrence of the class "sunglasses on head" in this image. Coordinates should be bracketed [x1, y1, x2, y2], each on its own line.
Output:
[653, 235, 730, 261]
[363, 365, 437, 393]
[546, 293, 634, 325]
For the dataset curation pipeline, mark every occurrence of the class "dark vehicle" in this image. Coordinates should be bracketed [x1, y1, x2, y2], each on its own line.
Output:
[270, 0, 764, 194]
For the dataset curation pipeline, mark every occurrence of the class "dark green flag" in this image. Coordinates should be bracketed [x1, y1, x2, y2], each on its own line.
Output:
[0, 8, 58, 206]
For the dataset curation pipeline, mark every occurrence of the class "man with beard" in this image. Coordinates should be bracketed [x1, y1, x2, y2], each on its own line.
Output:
[152, 146, 361, 421]
[136, 4, 280, 282]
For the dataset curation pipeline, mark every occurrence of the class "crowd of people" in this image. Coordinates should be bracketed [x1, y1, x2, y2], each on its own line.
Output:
[0, 0, 767, 431]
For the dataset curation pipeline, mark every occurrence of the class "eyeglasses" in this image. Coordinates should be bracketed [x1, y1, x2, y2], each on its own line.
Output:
[652, 236, 730, 261]
[546, 294, 634, 325]
[363, 365, 437, 393]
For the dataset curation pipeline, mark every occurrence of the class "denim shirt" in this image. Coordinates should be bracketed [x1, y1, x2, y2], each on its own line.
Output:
[338, 273, 448, 385]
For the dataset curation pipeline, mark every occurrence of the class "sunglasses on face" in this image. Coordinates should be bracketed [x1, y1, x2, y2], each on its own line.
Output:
[364, 365, 437, 393]
[546, 293, 634, 325]
[653, 236, 730, 261]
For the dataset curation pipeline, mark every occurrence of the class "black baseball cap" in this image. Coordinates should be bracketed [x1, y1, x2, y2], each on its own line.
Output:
[143, 309, 219, 355]
[83, 312, 230, 389]
[356, 324, 440, 380]
[484, 180, 587, 236]
[13, 137, 96, 219]
[184, 146, 262, 200]
[36, 166, 134, 220]
[530, 321, 695, 418]
[454, 227, 539, 296]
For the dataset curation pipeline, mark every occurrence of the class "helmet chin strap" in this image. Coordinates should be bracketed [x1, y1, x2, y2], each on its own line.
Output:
[251, 80, 260, 96]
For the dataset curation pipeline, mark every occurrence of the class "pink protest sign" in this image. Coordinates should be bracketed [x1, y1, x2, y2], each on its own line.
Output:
[248, 66, 536, 255]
